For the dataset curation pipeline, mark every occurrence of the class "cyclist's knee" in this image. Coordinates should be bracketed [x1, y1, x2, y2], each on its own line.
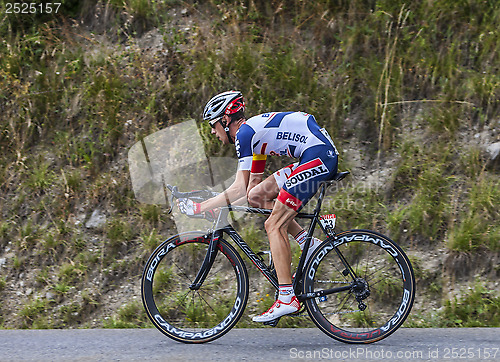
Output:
[264, 215, 287, 236]
[264, 217, 278, 235]
[247, 187, 264, 207]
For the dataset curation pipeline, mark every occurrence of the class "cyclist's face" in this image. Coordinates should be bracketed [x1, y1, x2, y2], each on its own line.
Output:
[211, 115, 230, 144]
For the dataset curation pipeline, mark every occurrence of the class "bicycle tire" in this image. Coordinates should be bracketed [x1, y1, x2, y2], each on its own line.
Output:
[141, 231, 249, 343]
[303, 229, 415, 344]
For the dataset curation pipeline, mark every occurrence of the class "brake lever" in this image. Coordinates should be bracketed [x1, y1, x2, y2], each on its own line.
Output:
[166, 184, 176, 214]
[167, 195, 174, 214]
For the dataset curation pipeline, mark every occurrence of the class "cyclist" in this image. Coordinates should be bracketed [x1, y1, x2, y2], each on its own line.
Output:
[178, 91, 339, 322]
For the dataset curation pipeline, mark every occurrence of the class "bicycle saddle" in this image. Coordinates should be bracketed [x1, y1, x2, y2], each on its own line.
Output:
[331, 171, 350, 182]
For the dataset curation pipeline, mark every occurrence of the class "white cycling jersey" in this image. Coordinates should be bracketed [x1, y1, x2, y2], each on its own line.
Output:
[235, 111, 338, 171]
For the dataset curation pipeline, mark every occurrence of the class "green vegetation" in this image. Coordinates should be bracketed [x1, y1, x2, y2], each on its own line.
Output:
[0, 0, 498, 328]
[103, 302, 148, 328]
[407, 283, 500, 328]
[448, 177, 500, 251]
[441, 285, 500, 327]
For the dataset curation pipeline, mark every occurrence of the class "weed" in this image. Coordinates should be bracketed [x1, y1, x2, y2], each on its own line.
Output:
[20, 297, 48, 328]
[103, 302, 147, 328]
[18, 220, 39, 249]
[439, 284, 500, 327]
[388, 141, 454, 241]
[71, 236, 87, 254]
[240, 221, 268, 254]
[66, 169, 84, 193]
[58, 302, 82, 325]
[139, 228, 162, 252]
[0, 221, 11, 246]
[12, 256, 22, 270]
[53, 283, 71, 295]
[459, 147, 485, 178]
[324, 186, 387, 232]
[106, 218, 134, 252]
[26, 161, 55, 193]
[41, 231, 59, 257]
[58, 262, 86, 284]
[35, 267, 51, 285]
[448, 177, 500, 251]
[139, 204, 162, 224]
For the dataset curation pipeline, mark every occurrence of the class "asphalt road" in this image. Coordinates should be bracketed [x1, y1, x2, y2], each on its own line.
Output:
[0, 328, 498, 361]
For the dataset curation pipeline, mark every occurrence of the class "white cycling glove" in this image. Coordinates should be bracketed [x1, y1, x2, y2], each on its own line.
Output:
[178, 198, 202, 216]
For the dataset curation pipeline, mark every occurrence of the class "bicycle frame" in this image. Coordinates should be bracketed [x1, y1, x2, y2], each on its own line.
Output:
[188, 181, 359, 302]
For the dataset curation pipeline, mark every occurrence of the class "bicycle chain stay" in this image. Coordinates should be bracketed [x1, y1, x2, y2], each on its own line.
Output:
[316, 280, 350, 284]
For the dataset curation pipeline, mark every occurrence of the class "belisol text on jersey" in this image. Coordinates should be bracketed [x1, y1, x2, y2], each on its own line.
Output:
[276, 132, 308, 144]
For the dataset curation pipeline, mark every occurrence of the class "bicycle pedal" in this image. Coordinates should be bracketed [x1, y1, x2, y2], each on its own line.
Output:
[290, 304, 306, 316]
[263, 318, 280, 327]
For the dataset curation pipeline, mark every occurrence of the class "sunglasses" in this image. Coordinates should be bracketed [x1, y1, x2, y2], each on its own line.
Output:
[209, 117, 223, 128]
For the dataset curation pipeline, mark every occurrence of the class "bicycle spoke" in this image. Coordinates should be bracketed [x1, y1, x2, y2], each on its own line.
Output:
[334, 291, 354, 313]
[171, 259, 196, 284]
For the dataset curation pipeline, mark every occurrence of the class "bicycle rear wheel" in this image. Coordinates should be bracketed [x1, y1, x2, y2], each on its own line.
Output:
[142, 231, 249, 343]
[303, 229, 415, 343]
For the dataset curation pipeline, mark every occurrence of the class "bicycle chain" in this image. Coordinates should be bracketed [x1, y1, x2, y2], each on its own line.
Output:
[289, 280, 355, 318]
[289, 308, 359, 318]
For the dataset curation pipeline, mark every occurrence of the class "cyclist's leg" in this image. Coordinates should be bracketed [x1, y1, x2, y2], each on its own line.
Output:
[253, 148, 338, 322]
[265, 201, 298, 285]
[279, 145, 338, 259]
[247, 163, 304, 237]
[247, 162, 295, 208]
[246, 172, 280, 208]
[247, 163, 325, 266]
[253, 201, 301, 322]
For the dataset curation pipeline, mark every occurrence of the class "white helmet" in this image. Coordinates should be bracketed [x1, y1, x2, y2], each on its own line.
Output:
[202, 91, 245, 122]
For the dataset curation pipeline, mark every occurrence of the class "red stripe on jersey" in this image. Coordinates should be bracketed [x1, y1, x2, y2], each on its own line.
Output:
[289, 158, 323, 176]
[277, 189, 302, 211]
[260, 142, 268, 154]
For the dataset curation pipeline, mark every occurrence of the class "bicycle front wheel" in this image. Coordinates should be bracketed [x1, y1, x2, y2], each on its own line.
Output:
[304, 229, 415, 343]
[142, 231, 249, 343]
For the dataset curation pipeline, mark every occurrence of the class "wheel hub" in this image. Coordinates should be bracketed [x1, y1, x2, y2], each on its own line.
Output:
[352, 278, 370, 301]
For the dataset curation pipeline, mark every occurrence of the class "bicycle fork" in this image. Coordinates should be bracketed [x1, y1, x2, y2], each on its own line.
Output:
[188, 230, 222, 291]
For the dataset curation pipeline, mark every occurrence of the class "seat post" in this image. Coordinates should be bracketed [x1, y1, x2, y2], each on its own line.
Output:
[313, 182, 328, 217]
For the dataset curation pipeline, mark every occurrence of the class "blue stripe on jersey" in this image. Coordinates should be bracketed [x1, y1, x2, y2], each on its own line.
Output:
[235, 123, 256, 159]
[264, 112, 294, 128]
[306, 115, 329, 145]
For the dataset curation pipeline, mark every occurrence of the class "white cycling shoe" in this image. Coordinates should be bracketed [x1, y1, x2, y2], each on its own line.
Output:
[252, 296, 301, 323]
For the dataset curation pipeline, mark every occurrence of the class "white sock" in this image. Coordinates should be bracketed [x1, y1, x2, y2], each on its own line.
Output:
[295, 230, 320, 251]
[278, 284, 295, 304]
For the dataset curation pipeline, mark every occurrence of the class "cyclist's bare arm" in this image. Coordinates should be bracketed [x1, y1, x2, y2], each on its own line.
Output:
[199, 170, 250, 211]
[247, 172, 263, 195]
[229, 172, 264, 206]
